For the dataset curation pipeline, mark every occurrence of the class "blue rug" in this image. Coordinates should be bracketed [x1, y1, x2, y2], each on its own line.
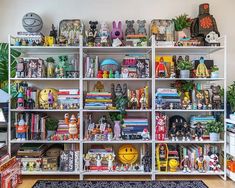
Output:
[32, 180, 208, 188]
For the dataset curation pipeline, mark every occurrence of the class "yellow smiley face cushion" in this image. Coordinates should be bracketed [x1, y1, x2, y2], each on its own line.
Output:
[118, 144, 138, 164]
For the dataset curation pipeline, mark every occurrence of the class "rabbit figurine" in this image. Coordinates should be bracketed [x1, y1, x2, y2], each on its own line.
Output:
[111, 21, 123, 40]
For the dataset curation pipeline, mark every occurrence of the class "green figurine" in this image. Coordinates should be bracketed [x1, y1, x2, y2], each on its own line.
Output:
[109, 69, 114, 78]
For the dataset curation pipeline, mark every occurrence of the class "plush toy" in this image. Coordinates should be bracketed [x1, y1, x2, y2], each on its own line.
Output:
[125, 20, 135, 36]
[137, 20, 147, 35]
[211, 85, 221, 109]
[111, 21, 123, 40]
[209, 153, 220, 172]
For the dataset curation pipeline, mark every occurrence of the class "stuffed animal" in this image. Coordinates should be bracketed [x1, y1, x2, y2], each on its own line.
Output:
[211, 85, 221, 109]
[209, 153, 220, 172]
[111, 21, 123, 40]
[125, 20, 135, 36]
[137, 20, 147, 35]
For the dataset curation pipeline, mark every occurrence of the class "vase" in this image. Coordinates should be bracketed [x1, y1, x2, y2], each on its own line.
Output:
[47, 130, 55, 139]
[180, 70, 190, 78]
[175, 28, 190, 41]
[209, 132, 220, 141]
[211, 71, 219, 78]
[114, 121, 121, 140]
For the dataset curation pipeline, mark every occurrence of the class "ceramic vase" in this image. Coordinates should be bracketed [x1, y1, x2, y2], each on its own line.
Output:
[209, 132, 220, 141]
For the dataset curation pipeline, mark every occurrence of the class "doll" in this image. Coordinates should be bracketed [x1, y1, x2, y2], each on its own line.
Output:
[96, 154, 103, 171]
[180, 155, 191, 173]
[15, 117, 28, 140]
[196, 57, 209, 78]
[169, 123, 179, 141]
[106, 154, 115, 171]
[195, 122, 203, 141]
[140, 92, 147, 109]
[195, 155, 207, 173]
[156, 57, 168, 78]
[84, 153, 91, 171]
[130, 91, 138, 109]
[181, 122, 191, 141]
[68, 114, 78, 140]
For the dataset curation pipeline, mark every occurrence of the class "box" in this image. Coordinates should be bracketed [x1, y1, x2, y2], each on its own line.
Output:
[42, 157, 58, 171]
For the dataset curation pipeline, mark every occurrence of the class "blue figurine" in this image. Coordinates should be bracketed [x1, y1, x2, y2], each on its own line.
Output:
[115, 71, 120, 78]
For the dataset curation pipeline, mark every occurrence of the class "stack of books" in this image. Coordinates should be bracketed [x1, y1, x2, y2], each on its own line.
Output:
[57, 89, 80, 109]
[84, 92, 113, 110]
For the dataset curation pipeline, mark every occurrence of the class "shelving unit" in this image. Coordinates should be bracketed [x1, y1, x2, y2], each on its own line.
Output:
[8, 35, 227, 180]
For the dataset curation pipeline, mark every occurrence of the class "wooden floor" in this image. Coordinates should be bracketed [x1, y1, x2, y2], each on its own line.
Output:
[18, 175, 235, 188]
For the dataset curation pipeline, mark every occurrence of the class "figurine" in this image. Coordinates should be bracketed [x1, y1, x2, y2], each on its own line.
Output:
[142, 151, 151, 172]
[86, 61, 95, 78]
[103, 70, 109, 78]
[84, 153, 91, 171]
[182, 96, 190, 109]
[169, 122, 179, 141]
[130, 91, 138, 109]
[68, 114, 79, 140]
[86, 30, 97, 47]
[17, 90, 25, 110]
[15, 117, 28, 140]
[22, 161, 28, 171]
[113, 120, 121, 140]
[99, 22, 110, 46]
[96, 154, 103, 171]
[209, 153, 220, 172]
[35, 161, 41, 171]
[181, 122, 191, 141]
[111, 21, 123, 41]
[125, 20, 135, 36]
[196, 57, 209, 78]
[156, 96, 163, 110]
[156, 57, 168, 78]
[169, 159, 179, 172]
[49, 24, 57, 42]
[48, 91, 54, 109]
[156, 113, 167, 141]
[114, 71, 120, 78]
[169, 103, 174, 110]
[195, 122, 203, 141]
[140, 92, 147, 109]
[28, 162, 35, 171]
[211, 85, 221, 109]
[180, 155, 191, 173]
[16, 58, 26, 78]
[109, 70, 114, 78]
[97, 70, 103, 78]
[107, 154, 115, 171]
[195, 155, 207, 173]
[64, 113, 69, 125]
[141, 128, 150, 140]
[94, 81, 104, 92]
[137, 20, 147, 35]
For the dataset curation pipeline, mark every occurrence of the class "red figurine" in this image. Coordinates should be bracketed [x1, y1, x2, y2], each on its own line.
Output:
[97, 70, 103, 78]
[155, 113, 167, 141]
[156, 57, 168, 78]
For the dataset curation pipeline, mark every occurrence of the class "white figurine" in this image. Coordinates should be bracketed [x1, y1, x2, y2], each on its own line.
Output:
[107, 154, 115, 171]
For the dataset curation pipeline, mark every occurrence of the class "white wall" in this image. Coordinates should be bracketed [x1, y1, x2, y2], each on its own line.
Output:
[0, 0, 234, 83]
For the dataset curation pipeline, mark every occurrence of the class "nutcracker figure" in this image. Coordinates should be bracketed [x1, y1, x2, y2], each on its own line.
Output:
[156, 113, 167, 141]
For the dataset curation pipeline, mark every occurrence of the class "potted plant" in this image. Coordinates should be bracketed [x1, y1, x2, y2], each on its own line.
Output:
[46, 57, 55, 78]
[177, 59, 193, 78]
[172, 14, 191, 41]
[45, 117, 59, 139]
[206, 121, 224, 141]
[211, 65, 219, 78]
[227, 81, 235, 113]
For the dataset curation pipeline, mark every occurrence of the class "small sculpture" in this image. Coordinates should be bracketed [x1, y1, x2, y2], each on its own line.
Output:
[49, 24, 58, 42]
[195, 155, 207, 173]
[99, 22, 110, 46]
[141, 128, 150, 140]
[196, 57, 209, 78]
[125, 20, 135, 35]
[137, 20, 147, 35]
[111, 21, 123, 42]
[195, 122, 203, 141]
[15, 117, 28, 140]
[211, 85, 221, 109]
[130, 91, 138, 109]
[94, 81, 104, 92]
[96, 154, 103, 171]
[142, 151, 151, 172]
[140, 92, 147, 109]
[180, 155, 191, 173]
[103, 70, 109, 78]
[86, 62, 94, 78]
[169, 122, 179, 141]
[115, 71, 120, 78]
[181, 122, 191, 141]
[169, 159, 179, 172]
[182, 96, 190, 109]
[156, 96, 163, 110]
[209, 153, 220, 172]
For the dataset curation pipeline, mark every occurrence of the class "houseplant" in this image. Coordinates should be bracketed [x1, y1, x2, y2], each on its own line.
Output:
[46, 57, 55, 78]
[206, 121, 224, 141]
[177, 59, 193, 78]
[210, 65, 219, 78]
[172, 14, 191, 41]
[227, 81, 235, 114]
[45, 117, 59, 139]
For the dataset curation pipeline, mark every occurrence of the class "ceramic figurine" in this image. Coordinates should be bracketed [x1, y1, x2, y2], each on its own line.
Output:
[106, 154, 115, 171]
[15, 117, 28, 140]
[209, 153, 220, 172]
[115, 71, 120, 78]
[17, 90, 25, 110]
[140, 92, 147, 109]
[211, 85, 221, 109]
[84, 153, 91, 171]
[16, 58, 26, 78]
[125, 20, 135, 35]
[109, 70, 114, 78]
[141, 128, 150, 140]
[181, 122, 191, 141]
[103, 70, 109, 78]
[156, 57, 168, 78]
[137, 20, 147, 35]
[113, 121, 121, 140]
[97, 70, 103, 78]
[196, 57, 209, 78]
[169, 122, 179, 141]
[195, 155, 207, 173]
[68, 114, 79, 140]
[130, 91, 138, 109]
[180, 155, 191, 173]
[195, 122, 203, 141]
[142, 151, 151, 172]
[48, 91, 54, 109]
[96, 154, 103, 171]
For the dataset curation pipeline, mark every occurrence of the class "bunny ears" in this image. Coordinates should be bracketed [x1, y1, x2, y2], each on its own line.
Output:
[113, 21, 122, 29]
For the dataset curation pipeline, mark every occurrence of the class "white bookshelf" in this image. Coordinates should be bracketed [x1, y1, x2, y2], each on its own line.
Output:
[8, 35, 227, 180]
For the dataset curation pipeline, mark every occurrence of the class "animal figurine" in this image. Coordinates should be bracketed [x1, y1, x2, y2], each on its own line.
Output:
[106, 154, 115, 171]
[88, 21, 98, 34]
[137, 20, 147, 35]
[181, 122, 191, 141]
[113, 121, 121, 140]
[114, 71, 120, 78]
[125, 20, 135, 36]
[211, 85, 221, 109]
[180, 155, 191, 173]
[16, 58, 26, 78]
[195, 155, 207, 173]
[196, 57, 209, 78]
[68, 114, 79, 140]
[195, 122, 203, 141]
[15, 117, 28, 140]
[111, 21, 123, 40]
[142, 151, 151, 172]
[209, 153, 220, 172]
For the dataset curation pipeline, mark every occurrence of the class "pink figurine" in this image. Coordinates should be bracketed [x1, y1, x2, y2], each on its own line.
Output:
[111, 21, 123, 40]
[113, 121, 121, 140]
[155, 113, 167, 141]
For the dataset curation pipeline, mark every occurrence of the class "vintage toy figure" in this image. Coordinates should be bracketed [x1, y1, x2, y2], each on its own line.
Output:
[156, 57, 168, 78]
[111, 21, 123, 41]
[141, 128, 150, 140]
[16, 58, 26, 78]
[107, 154, 115, 171]
[156, 113, 167, 141]
[15, 117, 28, 140]
[68, 114, 79, 140]
[137, 20, 147, 35]
[140, 92, 147, 109]
[84, 153, 91, 171]
[142, 151, 151, 172]
[196, 57, 209, 78]
[180, 155, 191, 173]
[195, 122, 203, 141]
[17, 90, 25, 110]
[209, 153, 220, 172]
[130, 91, 138, 109]
[169, 123, 179, 141]
[113, 120, 121, 140]
[195, 155, 207, 173]
[211, 85, 221, 109]
[125, 20, 135, 35]
[181, 122, 191, 141]
[95, 154, 103, 171]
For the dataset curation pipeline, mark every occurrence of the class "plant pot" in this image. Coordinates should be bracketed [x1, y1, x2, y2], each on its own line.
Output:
[209, 132, 220, 141]
[180, 70, 190, 78]
[175, 28, 190, 41]
[211, 71, 219, 78]
[47, 130, 56, 139]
